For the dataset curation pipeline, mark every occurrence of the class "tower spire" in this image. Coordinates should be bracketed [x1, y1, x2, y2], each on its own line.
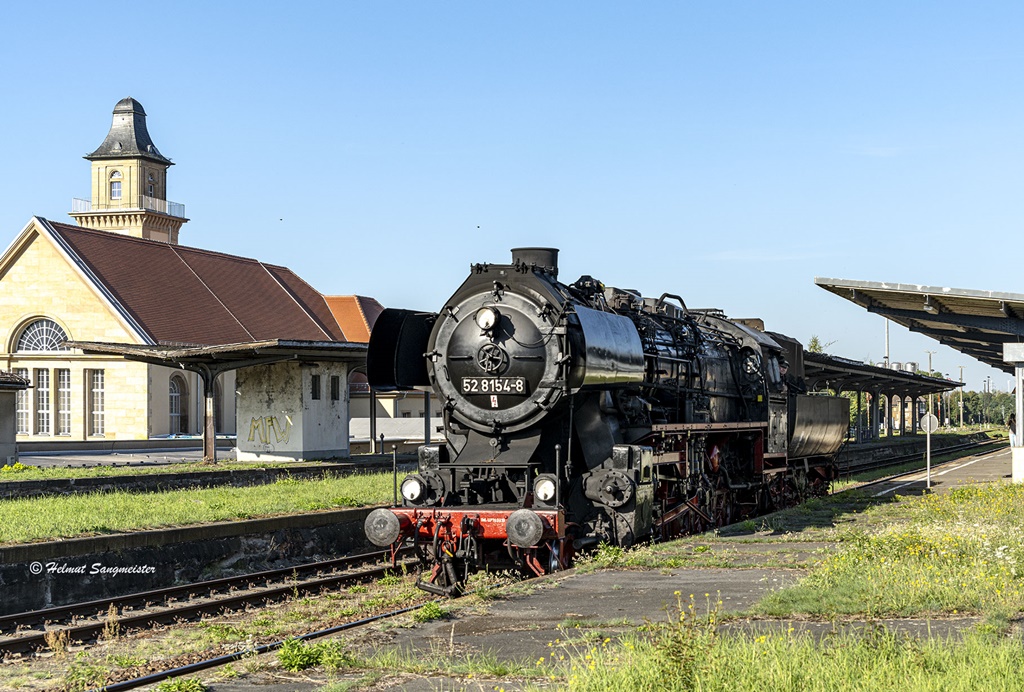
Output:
[86, 97, 173, 166]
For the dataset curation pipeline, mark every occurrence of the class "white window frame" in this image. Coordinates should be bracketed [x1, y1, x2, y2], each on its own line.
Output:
[16, 319, 69, 352]
[35, 369, 51, 435]
[57, 368, 71, 435]
[169, 376, 184, 434]
[110, 171, 123, 200]
[14, 368, 29, 435]
[88, 369, 105, 437]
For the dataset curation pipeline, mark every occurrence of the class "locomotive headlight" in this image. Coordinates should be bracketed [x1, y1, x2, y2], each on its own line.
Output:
[533, 475, 557, 504]
[474, 306, 500, 330]
[400, 476, 424, 502]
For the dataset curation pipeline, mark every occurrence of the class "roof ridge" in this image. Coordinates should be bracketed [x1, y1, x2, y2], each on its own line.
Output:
[48, 220, 271, 266]
[257, 262, 335, 341]
[269, 266, 350, 342]
[335, 295, 372, 336]
[169, 245, 256, 341]
[355, 295, 382, 335]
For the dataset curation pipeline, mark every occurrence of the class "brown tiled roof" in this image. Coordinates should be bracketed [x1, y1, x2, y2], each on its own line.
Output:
[325, 295, 385, 343]
[43, 219, 349, 346]
[264, 265, 346, 341]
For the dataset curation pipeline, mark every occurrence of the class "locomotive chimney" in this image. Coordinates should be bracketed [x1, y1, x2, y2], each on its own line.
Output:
[511, 247, 559, 278]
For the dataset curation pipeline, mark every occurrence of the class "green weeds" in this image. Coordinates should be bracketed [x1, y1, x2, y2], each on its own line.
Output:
[154, 678, 208, 692]
[757, 482, 1024, 618]
[413, 601, 449, 623]
[557, 590, 1024, 691]
[277, 638, 358, 672]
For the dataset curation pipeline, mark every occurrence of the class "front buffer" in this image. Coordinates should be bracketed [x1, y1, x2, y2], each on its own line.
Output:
[364, 506, 570, 596]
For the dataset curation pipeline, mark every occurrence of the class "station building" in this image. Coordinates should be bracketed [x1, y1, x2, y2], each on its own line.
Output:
[0, 97, 383, 457]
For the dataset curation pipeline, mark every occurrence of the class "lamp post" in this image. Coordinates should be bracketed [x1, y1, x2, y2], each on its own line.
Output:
[925, 351, 936, 415]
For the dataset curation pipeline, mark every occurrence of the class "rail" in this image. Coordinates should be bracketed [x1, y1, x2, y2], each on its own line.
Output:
[0, 548, 413, 655]
[838, 439, 1001, 476]
[95, 600, 431, 692]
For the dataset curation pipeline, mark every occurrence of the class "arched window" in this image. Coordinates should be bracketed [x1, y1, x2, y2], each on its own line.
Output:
[110, 170, 122, 200]
[169, 375, 189, 434]
[16, 319, 69, 352]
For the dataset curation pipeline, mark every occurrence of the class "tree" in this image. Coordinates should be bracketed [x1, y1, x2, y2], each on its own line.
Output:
[807, 335, 837, 354]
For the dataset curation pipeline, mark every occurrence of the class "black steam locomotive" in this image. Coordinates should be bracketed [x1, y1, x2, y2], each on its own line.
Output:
[365, 248, 848, 595]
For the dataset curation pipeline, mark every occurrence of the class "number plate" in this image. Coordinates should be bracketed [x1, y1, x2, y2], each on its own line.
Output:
[461, 377, 528, 396]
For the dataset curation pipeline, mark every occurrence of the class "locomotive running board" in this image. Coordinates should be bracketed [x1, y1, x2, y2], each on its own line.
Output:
[651, 422, 768, 432]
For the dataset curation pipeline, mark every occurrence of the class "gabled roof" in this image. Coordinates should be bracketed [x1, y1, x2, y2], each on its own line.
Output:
[325, 295, 385, 343]
[39, 218, 347, 346]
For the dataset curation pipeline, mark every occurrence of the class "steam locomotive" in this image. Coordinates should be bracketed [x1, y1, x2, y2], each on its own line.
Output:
[365, 248, 848, 595]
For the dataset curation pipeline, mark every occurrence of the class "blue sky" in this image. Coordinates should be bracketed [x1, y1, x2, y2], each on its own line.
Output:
[1, 2, 1021, 390]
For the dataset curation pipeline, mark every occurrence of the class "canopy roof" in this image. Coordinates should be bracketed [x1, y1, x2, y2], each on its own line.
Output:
[803, 351, 960, 397]
[815, 277, 1024, 374]
[66, 339, 366, 374]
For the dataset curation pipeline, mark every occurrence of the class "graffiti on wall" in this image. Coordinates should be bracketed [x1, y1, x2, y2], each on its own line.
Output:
[248, 415, 292, 447]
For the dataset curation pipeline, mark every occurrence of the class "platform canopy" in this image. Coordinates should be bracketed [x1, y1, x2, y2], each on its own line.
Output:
[815, 278, 1024, 375]
[803, 351, 959, 397]
[66, 339, 367, 368]
[67, 339, 367, 460]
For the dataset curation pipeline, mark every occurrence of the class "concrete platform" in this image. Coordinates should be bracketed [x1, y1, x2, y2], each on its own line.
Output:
[866, 444, 1010, 498]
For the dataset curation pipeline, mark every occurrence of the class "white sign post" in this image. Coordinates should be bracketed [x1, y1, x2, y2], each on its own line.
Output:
[1003, 344, 1024, 484]
[922, 413, 939, 491]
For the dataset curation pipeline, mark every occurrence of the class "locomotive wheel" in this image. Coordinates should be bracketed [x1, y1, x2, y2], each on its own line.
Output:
[714, 489, 735, 527]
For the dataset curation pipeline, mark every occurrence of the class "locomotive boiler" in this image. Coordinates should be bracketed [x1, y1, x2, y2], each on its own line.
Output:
[365, 248, 848, 595]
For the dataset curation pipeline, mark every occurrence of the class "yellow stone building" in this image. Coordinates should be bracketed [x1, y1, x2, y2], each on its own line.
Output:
[0, 98, 365, 448]
[0, 98, 224, 445]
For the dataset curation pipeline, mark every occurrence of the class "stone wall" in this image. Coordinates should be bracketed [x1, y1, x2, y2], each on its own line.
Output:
[0, 508, 376, 615]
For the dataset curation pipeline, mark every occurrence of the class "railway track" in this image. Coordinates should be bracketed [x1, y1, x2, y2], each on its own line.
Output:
[92, 600, 432, 692]
[0, 548, 413, 656]
[838, 441, 1005, 495]
[838, 438, 1001, 475]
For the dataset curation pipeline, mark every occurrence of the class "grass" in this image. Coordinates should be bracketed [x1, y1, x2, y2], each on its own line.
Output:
[0, 473, 394, 543]
[756, 482, 1024, 618]
[557, 614, 1024, 691]
[154, 678, 207, 692]
[573, 458, 1024, 623]
[412, 600, 449, 623]
[0, 459, 334, 481]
